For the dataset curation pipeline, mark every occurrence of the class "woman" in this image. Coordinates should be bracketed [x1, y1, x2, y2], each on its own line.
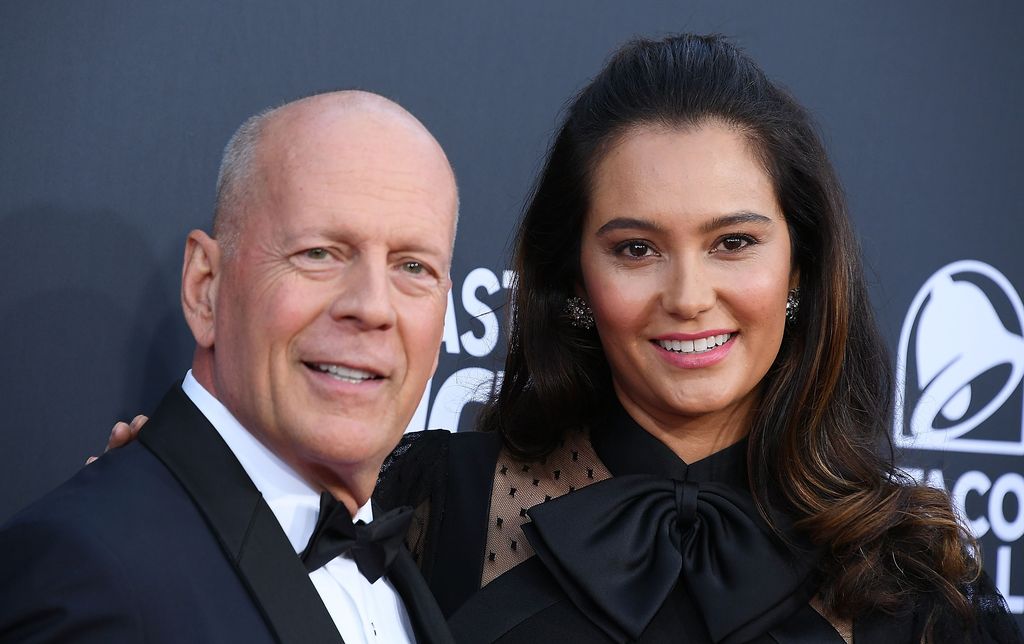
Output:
[373, 34, 1021, 643]
[109, 33, 1020, 643]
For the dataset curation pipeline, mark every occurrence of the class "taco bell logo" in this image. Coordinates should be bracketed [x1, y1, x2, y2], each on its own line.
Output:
[894, 260, 1024, 455]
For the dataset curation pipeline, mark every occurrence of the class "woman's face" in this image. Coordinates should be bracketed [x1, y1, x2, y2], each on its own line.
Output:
[579, 123, 795, 440]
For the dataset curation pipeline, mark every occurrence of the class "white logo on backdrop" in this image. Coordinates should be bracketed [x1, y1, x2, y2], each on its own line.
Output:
[894, 260, 1024, 455]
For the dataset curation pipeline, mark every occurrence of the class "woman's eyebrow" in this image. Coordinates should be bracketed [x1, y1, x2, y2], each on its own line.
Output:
[595, 217, 666, 236]
[595, 212, 773, 236]
[699, 212, 773, 233]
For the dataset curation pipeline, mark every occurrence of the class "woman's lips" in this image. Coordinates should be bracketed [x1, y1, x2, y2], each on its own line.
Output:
[651, 332, 736, 368]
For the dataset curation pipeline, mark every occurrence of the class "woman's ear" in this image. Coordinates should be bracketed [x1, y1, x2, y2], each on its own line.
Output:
[181, 230, 221, 348]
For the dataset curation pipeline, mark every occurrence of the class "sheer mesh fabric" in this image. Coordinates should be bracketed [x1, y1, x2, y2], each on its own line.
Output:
[377, 431, 447, 569]
[405, 497, 430, 565]
[482, 431, 610, 586]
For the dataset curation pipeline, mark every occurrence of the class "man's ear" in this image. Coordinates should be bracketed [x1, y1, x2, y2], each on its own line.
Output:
[181, 230, 221, 348]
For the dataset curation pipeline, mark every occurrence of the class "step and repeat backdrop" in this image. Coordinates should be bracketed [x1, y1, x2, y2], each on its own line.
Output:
[1, 0, 1021, 625]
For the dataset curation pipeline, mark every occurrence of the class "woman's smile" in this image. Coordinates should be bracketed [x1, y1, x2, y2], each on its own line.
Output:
[651, 331, 737, 368]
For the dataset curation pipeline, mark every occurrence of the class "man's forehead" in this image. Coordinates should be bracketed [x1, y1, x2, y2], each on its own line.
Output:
[223, 90, 458, 260]
[250, 179, 454, 259]
[258, 107, 454, 200]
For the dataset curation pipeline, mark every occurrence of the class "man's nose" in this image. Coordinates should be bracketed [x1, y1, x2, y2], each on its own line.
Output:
[327, 257, 397, 329]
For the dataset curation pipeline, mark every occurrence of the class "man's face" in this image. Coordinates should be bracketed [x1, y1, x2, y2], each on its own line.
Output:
[209, 106, 456, 490]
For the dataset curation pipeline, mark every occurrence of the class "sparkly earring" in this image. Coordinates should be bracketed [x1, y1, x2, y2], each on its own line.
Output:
[564, 296, 595, 330]
[785, 288, 800, 324]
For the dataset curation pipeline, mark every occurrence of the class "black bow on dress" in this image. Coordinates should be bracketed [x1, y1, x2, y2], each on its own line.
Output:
[300, 491, 413, 583]
[523, 475, 819, 643]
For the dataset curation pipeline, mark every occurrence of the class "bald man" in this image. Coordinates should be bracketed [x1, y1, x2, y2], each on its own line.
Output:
[0, 92, 457, 644]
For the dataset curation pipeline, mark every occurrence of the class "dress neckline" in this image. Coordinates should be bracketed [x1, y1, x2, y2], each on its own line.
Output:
[589, 400, 748, 488]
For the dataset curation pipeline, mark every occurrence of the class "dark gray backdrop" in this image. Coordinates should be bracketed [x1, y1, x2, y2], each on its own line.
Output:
[2, 0, 1021, 626]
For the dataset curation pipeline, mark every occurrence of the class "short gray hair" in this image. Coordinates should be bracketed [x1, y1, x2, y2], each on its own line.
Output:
[212, 106, 277, 256]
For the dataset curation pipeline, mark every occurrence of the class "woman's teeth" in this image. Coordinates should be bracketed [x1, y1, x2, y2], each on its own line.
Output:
[655, 333, 732, 354]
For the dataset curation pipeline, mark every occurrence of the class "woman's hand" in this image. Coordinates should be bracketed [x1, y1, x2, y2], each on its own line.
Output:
[85, 414, 148, 464]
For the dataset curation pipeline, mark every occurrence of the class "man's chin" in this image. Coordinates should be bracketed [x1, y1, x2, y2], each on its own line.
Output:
[296, 418, 403, 463]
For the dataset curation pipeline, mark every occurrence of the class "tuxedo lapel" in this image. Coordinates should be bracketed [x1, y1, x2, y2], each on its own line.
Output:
[139, 385, 344, 644]
[385, 532, 455, 644]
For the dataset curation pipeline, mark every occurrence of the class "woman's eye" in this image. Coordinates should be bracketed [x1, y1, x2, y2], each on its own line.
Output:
[304, 248, 330, 260]
[715, 235, 755, 253]
[617, 241, 655, 258]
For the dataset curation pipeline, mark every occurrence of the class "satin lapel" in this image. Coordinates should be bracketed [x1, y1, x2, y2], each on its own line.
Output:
[138, 385, 344, 644]
[386, 546, 455, 644]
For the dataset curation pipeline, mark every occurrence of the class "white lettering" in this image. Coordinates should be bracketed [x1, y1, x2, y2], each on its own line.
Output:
[460, 268, 501, 357]
[996, 546, 1024, 614]
[441, 290, 461, 354]
[951, 470, 992, 538]
[427, 367, 499, 431]
[925, 468, 947, 490]
[502, 270, 516, 289]
[904, 468, 925, 484]
[989, 473, 1024, 542]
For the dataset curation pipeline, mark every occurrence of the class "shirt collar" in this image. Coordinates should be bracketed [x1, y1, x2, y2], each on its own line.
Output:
[180, 370, 373, 553]
[590, 399, 749, 487]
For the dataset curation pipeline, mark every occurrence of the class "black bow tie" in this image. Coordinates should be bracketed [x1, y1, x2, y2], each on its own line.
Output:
[523, 476, 820, 644]
[300, 491, 413, 583]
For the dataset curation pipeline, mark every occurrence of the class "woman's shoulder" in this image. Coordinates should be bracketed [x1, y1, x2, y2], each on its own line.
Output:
[375, 429, 503, 509]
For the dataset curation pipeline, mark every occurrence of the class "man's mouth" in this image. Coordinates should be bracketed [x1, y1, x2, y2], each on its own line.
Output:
[654, 333, 733, 354]
[305, 362, 383, 383]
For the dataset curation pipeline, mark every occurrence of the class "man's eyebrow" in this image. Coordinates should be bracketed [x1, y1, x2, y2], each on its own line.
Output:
[594, 217, 667, 236]
[699, 212, 773, 234]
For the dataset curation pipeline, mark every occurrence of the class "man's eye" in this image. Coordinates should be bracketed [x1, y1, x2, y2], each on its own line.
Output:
[402, 261, 426, 275]
[304, 248, 330, 260]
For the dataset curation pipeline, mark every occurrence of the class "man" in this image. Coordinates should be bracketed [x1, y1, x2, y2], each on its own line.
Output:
[0, 91, 458, 643]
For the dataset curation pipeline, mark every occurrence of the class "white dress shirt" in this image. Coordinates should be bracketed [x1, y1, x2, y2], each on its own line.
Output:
[182, 371, 415, 644]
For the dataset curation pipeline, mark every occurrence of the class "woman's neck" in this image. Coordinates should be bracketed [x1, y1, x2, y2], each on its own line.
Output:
[612, 387, 756, 463]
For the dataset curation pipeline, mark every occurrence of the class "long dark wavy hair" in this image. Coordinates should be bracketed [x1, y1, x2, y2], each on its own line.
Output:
[478, 33, 977, 621]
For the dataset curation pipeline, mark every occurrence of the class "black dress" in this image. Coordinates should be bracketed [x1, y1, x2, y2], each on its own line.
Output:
[376, 405, 1023, 643]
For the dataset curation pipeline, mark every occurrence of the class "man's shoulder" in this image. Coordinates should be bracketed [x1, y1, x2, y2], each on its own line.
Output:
[0, 443, 183, 640]
[0, 441, 208, 583]
[0, 436, 276, 643]
[3, 441, 176, 532]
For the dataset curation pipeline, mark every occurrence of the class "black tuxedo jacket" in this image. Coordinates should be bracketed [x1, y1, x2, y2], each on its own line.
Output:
[0, 385, 452, 644]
